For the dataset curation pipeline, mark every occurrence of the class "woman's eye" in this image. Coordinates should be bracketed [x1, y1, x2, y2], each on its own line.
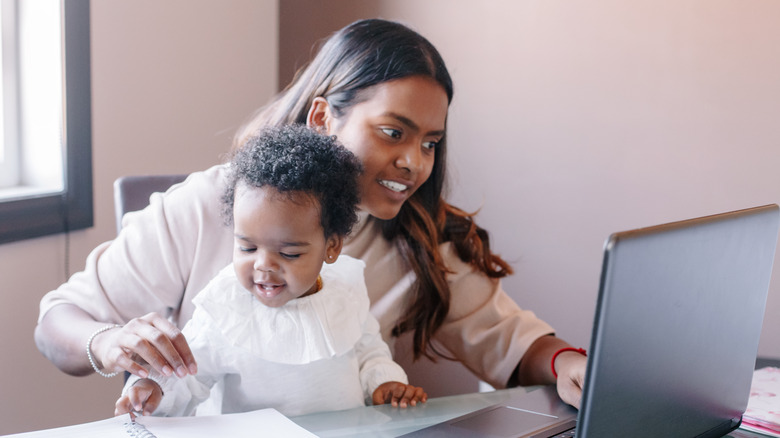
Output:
[280, 252, 301, 260]
[380, 128, 402, 139]
[422, 140, 439, 150]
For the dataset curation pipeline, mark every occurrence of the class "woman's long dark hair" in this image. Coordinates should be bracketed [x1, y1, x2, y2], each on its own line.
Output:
[234, 19, 512, 360]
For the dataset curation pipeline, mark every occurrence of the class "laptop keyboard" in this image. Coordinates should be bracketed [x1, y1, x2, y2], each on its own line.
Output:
[550, 428, 576, 438]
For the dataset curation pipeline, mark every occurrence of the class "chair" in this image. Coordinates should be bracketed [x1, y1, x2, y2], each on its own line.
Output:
[113, 174, 188, 382]
[113, 174, 188, 233]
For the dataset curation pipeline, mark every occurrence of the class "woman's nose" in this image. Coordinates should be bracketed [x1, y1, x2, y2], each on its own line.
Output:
[395, 143, 423, 174]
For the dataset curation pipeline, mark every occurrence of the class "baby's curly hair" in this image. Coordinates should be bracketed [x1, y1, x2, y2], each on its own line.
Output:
[222, 124, 362, 237]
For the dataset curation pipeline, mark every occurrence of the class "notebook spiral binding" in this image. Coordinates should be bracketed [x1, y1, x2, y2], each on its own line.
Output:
[124, 420, 158, 438]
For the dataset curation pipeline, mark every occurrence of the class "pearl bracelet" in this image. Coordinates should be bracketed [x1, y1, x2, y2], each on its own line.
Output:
[86, 324, 122, 378]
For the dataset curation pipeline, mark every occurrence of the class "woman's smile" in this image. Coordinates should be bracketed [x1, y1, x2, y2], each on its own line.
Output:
[377, 176, 415, 203]
[378, 179, 409, 193]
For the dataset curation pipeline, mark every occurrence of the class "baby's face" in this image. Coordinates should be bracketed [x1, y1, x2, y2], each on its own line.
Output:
[232, 184, 339, 307]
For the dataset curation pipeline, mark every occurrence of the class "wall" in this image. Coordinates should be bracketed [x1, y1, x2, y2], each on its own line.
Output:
[387, 0, 780, 356]
[0, 0, 277, 434]
[279, 0, 780, 389]
[278, 1, 380, 89]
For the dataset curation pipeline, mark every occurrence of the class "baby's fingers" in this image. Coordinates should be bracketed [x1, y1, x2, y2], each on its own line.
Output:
[126, 387, 152, 413]
[114, 395, 134, 417]
[408, 386, 428, 406]
[394, 385, 427, 408]
[121, 380, 162, 416]
[142, 389, 163, 416]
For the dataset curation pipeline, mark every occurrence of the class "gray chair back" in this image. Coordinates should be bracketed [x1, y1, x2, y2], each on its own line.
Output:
[112, 174, 187, 382]
[113, 174, 188, 233]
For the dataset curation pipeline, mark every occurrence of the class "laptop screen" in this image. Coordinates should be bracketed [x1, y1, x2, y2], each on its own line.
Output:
[578, 204, 780, 437]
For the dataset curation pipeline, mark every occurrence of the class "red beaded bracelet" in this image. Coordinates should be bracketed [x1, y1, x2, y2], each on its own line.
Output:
[551, 347, 587, 378]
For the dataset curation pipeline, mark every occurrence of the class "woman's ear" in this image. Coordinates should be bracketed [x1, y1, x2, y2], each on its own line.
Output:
[324, 234, 344, 264]
[307, 97, 332, 134]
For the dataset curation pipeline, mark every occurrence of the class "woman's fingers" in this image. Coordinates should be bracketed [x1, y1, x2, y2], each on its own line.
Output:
[110, 351, 151, 378]
[129, 325, 182, 376]
[94, 312, 197, 377]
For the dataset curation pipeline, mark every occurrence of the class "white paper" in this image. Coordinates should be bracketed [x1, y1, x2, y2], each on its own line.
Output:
[2, 409, 317, 438]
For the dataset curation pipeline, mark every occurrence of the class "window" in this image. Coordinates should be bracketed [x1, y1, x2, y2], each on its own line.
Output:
[0, 0, 20, 188]
[0, 0, 92, 245]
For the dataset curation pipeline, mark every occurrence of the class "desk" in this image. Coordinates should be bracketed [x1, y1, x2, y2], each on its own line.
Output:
[291, 386, 533, 437]
[4, 385, 773, 437]
[289, 386, 773, 438]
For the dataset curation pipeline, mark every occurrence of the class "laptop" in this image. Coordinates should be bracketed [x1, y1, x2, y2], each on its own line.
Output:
[402, 204, 780, 438]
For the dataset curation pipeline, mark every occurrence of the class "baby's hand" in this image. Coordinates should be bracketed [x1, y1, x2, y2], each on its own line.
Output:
[114, 378, 163, 418]
[372, 381, 427, 408]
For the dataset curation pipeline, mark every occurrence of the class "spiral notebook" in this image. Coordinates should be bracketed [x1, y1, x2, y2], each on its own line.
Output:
[2, 408, 317, 437]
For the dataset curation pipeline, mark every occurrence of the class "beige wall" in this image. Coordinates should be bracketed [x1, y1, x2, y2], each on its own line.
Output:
[279, 0, 780, 389]
[278, 1, 381, 88]
[379, 0, 780, 359]
[3, 0, 780, 433]
[0, 0, 277, 434]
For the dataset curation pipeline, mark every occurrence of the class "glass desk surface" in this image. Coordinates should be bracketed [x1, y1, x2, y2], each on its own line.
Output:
[289, 386, 773, 438]
[290, 386, 531, 437]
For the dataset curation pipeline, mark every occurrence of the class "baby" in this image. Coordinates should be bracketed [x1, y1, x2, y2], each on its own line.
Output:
[115, 124, 426, 417]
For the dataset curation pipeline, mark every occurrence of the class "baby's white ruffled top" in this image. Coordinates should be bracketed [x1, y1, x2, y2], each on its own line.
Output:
[196, 256, 368, 365]
[125, 255, 407, 417]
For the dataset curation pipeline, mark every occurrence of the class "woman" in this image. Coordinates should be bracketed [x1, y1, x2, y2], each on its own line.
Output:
[34, 19, 586, 408]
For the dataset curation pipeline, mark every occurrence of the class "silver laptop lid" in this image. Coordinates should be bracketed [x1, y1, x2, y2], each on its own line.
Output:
[578, 204, 780, 437]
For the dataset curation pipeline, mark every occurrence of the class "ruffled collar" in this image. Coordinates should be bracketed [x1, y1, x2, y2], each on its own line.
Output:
[192, 256, 368, 365]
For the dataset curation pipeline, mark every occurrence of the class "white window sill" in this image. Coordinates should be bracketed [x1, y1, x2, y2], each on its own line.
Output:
[0, 184, 61, 201]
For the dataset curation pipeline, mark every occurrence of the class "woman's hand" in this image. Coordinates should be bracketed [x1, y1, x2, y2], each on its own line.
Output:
[92, 312, 197, 379]
[372, 382, 428, 408]
[553, 350, 587, 409]
[115, 378, 163, 418]
[512, 335, 587, 409]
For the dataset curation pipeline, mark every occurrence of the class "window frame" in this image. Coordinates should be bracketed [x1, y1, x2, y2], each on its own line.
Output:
[0, 0, 92, 245]
[0, 0, 20, 187]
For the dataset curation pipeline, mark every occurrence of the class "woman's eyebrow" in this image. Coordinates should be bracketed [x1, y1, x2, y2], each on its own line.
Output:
[385, 112, 445, 137]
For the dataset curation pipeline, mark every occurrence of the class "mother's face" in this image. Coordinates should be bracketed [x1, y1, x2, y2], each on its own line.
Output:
[308, 76, 449, 220]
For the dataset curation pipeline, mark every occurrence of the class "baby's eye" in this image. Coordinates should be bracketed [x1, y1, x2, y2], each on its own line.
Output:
[239, 246, 256, 253]
[280, 252, 301, 259]
[380, 128, 402, 139]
